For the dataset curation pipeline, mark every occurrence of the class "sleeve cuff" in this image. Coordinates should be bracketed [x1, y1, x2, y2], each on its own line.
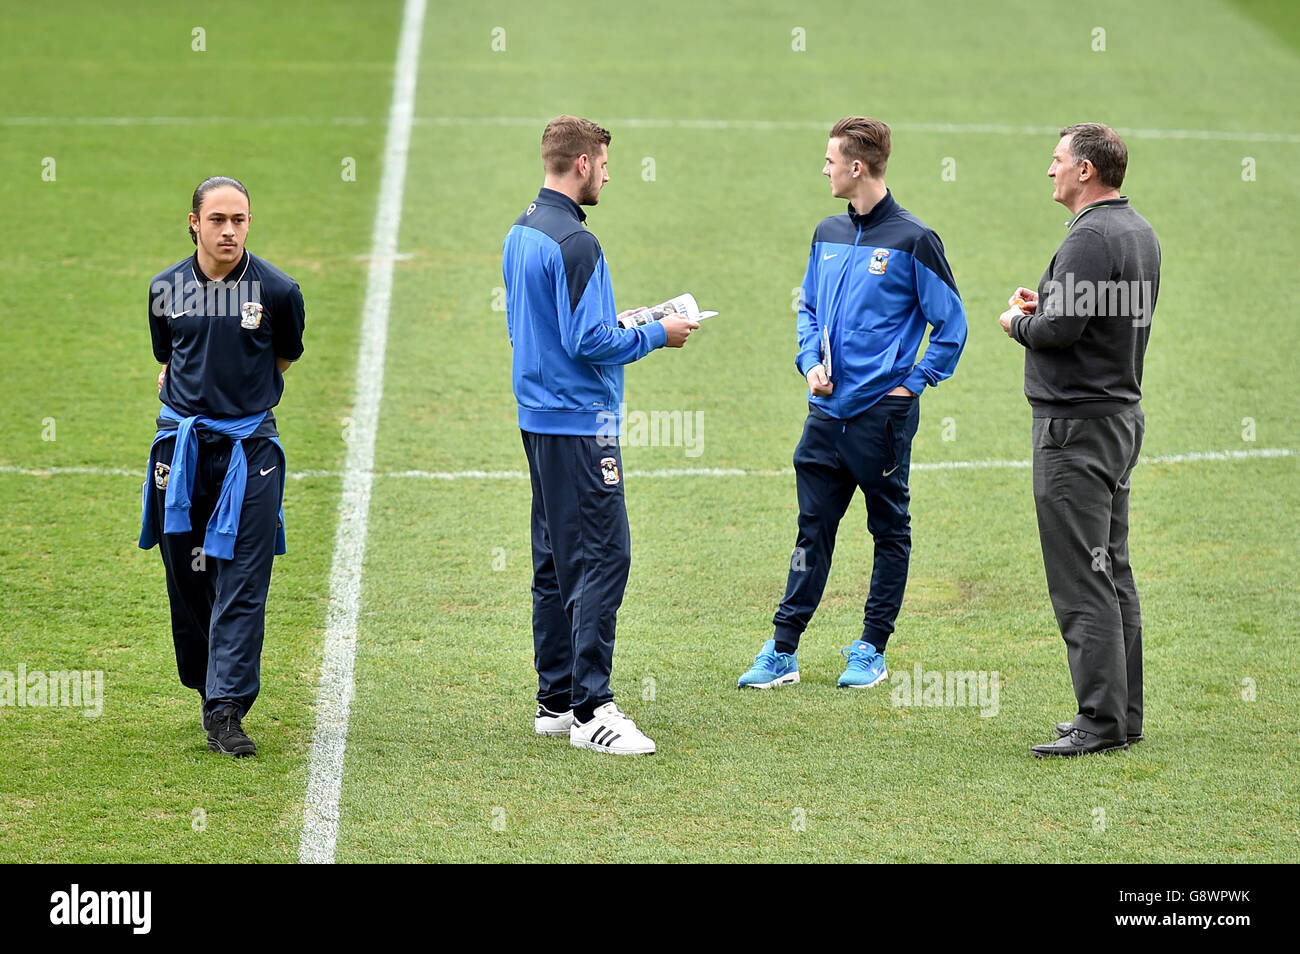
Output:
[903, 370, 928, 395]
[647, 319, 669, 349]
[1010, 314, 1030, 347]
[796, 351, 821, 377]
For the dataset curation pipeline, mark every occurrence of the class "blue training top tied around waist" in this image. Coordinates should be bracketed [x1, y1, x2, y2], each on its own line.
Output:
[138, 404, 286, 559]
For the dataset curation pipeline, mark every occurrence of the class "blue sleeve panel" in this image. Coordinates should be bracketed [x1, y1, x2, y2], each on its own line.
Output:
[503, 190, 665, 436]
[557, 230, 667, 364]
[795, 243, 822, 377]
[798, 195, 968, 419]
[902, 228, 966, 397]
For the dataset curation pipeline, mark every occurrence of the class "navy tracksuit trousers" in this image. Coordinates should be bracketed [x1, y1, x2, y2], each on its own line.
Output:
[773, 396, 920, 653]
[522, 431, 631, 722]
[147, 434, 283, 720]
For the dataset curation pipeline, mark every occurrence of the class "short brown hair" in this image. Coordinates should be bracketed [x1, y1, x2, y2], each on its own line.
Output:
[830, 117, 891, 178]
[1059, 123, 1128, 189]
[541, 115, 612, 175]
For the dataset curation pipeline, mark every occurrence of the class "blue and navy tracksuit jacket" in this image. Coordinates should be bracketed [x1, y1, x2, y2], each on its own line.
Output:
[796, 191, 967, 419]
[502, 188, 667, 436]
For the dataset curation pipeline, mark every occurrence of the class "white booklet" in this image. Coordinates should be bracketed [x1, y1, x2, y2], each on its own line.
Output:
[618, 292, 719, 329]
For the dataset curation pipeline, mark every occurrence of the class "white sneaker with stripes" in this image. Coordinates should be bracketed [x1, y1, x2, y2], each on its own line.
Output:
[535, 704, 575, 736]
[569, 702, 656, 755]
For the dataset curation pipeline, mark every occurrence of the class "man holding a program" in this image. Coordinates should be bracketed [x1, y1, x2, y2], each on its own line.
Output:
[502, 115, 697, 756]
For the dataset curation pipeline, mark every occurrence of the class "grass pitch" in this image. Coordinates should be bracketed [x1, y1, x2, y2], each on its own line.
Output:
[0, 0, 1297, 863]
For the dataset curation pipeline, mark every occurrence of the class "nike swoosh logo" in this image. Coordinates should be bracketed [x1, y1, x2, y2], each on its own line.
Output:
[169, 311, 189, 319]
[259, 466, 277, 476]
[823, 253, 837, 260]
[882, 465, 899, 477]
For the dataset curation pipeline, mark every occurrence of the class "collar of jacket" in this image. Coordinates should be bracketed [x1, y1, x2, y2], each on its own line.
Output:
[535, 187, 587, 223]
[846, 190, 898, 229]
[1066, 195, 1129, 229]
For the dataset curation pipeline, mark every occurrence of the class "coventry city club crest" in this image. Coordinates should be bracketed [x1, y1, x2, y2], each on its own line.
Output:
[240, 301, 264, 329]
[869, 248, 890, 275]
[600, 457, 621, 486]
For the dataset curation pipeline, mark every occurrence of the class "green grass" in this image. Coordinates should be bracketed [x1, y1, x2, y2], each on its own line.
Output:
[1, 0, 1298, 863]
[0, 0, 398, 862]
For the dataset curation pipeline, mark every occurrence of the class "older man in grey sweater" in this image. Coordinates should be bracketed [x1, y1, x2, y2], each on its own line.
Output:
[999, 123, 1161, 757]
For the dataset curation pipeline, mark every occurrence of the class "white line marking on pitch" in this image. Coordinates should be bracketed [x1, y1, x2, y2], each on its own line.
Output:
[0, 465, 142, 477]
[383, 447, 1299, 479]
[297, 0, 425, 866]
[4, 447, 1292, 483]
[413, 117, 1300, 143]
[4, 114, 1299, 143]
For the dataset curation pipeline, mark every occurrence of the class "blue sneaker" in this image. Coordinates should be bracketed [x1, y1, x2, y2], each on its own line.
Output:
[838, 641, 887, 688]
[737, 639, 800, 689]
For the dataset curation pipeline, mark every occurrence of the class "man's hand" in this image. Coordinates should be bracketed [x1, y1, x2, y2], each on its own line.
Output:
[806, 364, 833, 396]
[1000, 286, 1038, 337]
[157, 367, 166, 394]
[1010, 286, 1038, 314]
[660, 313, 700, 348]
[998, 307, 1020, 337]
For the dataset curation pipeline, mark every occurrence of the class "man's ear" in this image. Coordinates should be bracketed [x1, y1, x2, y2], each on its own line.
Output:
[575, 154, 589, 178]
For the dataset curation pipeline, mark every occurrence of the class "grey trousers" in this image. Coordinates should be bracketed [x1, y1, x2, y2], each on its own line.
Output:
[1032, 405, 1145, 743]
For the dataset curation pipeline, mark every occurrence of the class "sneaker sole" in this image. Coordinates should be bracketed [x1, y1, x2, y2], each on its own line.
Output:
[535, 725, 573, 736]
[569, 737, 656, 755]
[206, 739, 256, 757]
[837, 670, 888, 689]
[738, 671, 800, 690]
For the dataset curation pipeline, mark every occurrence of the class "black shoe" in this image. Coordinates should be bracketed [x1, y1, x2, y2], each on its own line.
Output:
[1032, 728, 1128, 758]
[206, 705, 256, 757]
[201, 705, 211, 733]
[1056, 721, 1143, 745]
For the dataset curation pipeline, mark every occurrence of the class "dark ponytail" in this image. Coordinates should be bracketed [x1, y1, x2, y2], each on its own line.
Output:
[189, 176, 250, 245]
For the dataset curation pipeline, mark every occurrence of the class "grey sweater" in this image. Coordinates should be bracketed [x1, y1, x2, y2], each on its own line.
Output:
[1010, 198, 1161, 418]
